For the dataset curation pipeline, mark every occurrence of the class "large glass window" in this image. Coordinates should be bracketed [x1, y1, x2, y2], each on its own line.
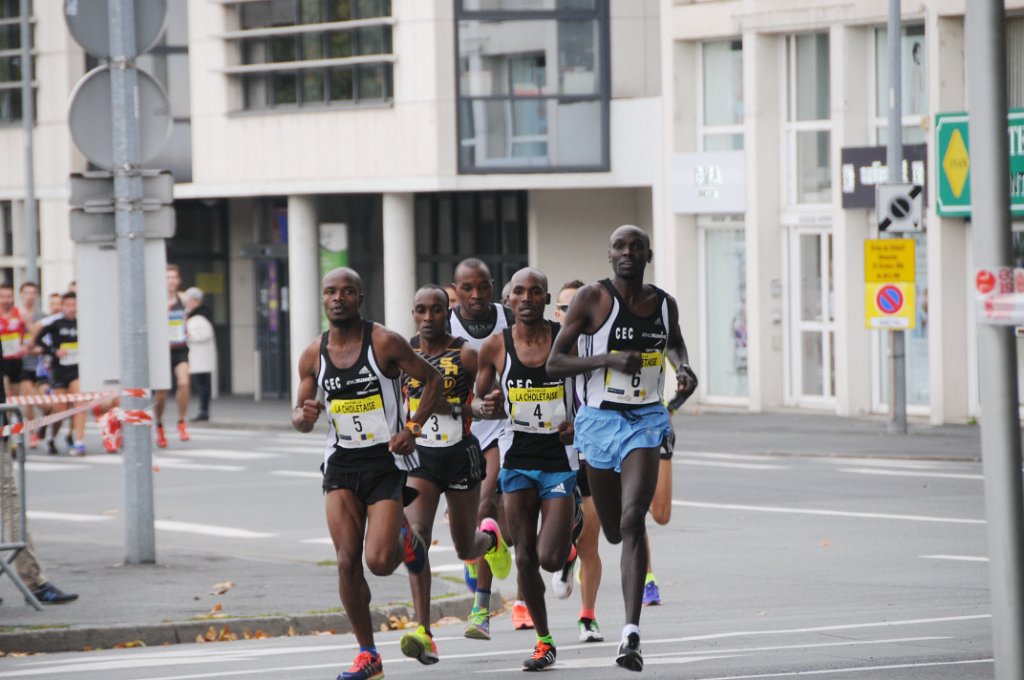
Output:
[704, 228, 747, 398]
[0, 0, 32, 125]
[456, 0, 608, 172]
[701, 39, 743, 151]
[226, 0, 393, 111]
[873, 25, 926, 145]
[785, 33, 831, 204]
[414, 192, 528, 291]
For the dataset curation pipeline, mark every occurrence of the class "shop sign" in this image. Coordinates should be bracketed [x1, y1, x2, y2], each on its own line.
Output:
[935, 109, 1024, 217]
[671, 151, 746, 215]
[840, 145, 926, 209]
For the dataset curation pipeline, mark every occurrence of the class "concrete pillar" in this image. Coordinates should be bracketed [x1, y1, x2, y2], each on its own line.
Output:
[743, 31, 784, 411]
[927, 14, 970, 424]
[287, 194, 320, 406]
[831, 24, 872, 417]
[383, 193, 416, 338]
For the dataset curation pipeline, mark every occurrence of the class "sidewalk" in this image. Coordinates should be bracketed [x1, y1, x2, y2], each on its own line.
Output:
[0, 396, 983, 654]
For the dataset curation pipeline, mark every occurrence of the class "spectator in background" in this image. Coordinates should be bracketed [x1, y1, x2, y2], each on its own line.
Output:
[183, 287, 215, 422]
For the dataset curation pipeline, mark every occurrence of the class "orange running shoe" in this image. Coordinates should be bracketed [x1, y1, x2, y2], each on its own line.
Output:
[177, 420, 190, 442]
[156, 425, 168, 448]
[28, 432, 39, 449]
[511, 601, 534, 630]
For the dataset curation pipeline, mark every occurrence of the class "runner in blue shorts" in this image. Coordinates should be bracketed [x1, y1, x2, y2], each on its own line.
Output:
[475, 267, 578, 672]
[547, 225, 698, 672]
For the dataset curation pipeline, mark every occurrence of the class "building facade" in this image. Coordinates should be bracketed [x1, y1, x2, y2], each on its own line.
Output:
[661, 0, 1024, 424]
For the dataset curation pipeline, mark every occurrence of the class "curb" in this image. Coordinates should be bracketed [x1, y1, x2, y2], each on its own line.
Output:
[0, 593, 491, 655]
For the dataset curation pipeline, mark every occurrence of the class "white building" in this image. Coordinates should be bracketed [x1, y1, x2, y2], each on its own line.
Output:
[660, 0, 1024, 424]
[0, 0, 663, 401]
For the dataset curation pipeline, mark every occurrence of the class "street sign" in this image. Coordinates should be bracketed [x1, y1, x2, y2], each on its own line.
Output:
[70, 206, 175, 243]
[935, 109, 1024, 216]
[67, 65, 172, 170]
[63, 0, 167, 59]
[865, 282, 916, 329]
[840, 144, 927, 209]
[864, 239, 915, 283]
[875, 183, 923, 232]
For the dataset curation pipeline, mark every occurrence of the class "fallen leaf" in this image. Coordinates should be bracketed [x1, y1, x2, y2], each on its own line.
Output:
[312, 629, 337, 636]
[434, 616, 462, 626]
[288, 625, 297, 637]
[210, 581, 235, 595]
[9, 652, 31, 657]
[379, 623, 389, 632]
[819, 539, 832, 548]
[192, 596, 200, 601]
[195, 634, 205, 643]
[114, 640, 146, 649]
[203, 626, 218, 642]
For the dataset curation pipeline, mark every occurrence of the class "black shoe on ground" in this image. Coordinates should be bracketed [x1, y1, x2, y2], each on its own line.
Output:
[190, 414, 209, 422]
[32, 582, 78, 605]
[46, 439, 57, 455]
[522, 641, 556, 671]
[616, 632, 643, 672]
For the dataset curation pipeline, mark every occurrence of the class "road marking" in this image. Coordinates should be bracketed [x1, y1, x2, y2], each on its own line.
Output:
[921, 554, 989, 562]
[677, 459, 788, 471]
[63, 456, 245, 472]
[162, 449, 280, 461]
[26, 510, 112, 523]
[673, 500, 986, 525]
[817, 457, 952, 470]
[272, 470, 321, 479]
[24, 462, 79, 472]
[841, 468, 983, 481]
[154, 520, 276, 538]
[685, 451, 789, 463]
[691, 658, 992, 679]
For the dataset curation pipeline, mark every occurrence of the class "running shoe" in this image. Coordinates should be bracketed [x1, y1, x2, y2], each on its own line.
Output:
[463, 605, 490, 640]
[522, 640, 556, 671]
[69, 443, 85, 457]
[177, 420, 190, 442]
[479, 517, 511, 579]
[463, 560, 478, 593]
[156, 425, 168, 449]
[616, 632, 643, 672]
[551, 544, 577, 599]
[399, 625, 439, 665]
[578, 617, 604, 642]
[511, 601, 534, 630]
[338, 650, 384, 680]
[28, 432, 38, 449]
[401, 520, 427, 574]
[642, 577, 662, 606]
[46, 439, 57, 455]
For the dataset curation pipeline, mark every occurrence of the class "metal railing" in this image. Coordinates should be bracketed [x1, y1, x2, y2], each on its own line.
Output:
[0, 405, 42, 610]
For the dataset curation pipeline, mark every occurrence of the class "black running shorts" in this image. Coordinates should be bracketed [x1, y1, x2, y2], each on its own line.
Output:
[408, 436, 485, 493]
[322, 467, 407, 505]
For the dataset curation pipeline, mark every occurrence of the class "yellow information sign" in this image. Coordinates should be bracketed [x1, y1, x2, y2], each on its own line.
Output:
[864, 239, 915, 283]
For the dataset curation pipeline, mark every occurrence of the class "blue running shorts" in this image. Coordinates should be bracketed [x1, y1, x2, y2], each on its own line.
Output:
[499, 468, 577, 500]
[573, 403, 671, 473]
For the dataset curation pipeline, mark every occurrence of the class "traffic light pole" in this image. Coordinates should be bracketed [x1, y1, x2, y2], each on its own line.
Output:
[108, 0, 156, 564]
[885, 0, 907, 435]
[967, 2, 1024, 677]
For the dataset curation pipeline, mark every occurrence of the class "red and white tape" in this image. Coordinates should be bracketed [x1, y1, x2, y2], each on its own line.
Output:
[7, 388, 150, 406]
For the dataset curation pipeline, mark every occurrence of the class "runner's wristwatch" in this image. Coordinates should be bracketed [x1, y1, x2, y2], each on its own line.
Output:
[404, 421, 422, 436]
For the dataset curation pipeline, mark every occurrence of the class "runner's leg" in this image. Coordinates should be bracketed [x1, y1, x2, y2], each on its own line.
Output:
[326, 489, 375, 650]
[405, 476, 442, 633]
[504, 487, 547, 637]
[616, 448, 660, 626]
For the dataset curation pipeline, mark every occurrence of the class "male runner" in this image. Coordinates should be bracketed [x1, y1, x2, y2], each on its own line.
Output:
[398, 285, 512, 665]
[0, 284, 29, 405]
[476, 267, 577, 671]
[34, 293, 84, 456]
[448, 258, 521, 637]
[550, 279, 605, 641]
[154, 265, 190, 448]
[547, 225, 697, 672]
[16, 282, 43, 448]
[293, 267, 437, 680]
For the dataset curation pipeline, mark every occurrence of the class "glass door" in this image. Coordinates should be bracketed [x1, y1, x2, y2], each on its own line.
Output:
[789, 228, 835, 405]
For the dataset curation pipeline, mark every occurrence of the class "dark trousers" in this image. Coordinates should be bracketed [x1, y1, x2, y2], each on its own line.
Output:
[191, 373, 211, 417]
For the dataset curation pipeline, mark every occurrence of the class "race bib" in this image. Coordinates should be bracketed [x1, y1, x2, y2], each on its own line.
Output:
[1, 331, 23, 359]
[59, 342, 79, 367]
[410, 397, 463, 447]
[168, 310, 186, 345]
[508, 385, 565, 434]
[604, 351, 663, 405]
[329, 394, 390, 448]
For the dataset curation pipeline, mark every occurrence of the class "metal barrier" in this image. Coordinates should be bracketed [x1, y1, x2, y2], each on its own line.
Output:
[0, 405, 42, 610]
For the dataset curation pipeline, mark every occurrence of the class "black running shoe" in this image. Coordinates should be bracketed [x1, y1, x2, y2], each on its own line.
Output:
[522, 641, 556, 671]
[615, 632, 643, 672]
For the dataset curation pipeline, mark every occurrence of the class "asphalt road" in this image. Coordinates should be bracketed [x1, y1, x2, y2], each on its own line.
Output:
[0, 425, 994, 679]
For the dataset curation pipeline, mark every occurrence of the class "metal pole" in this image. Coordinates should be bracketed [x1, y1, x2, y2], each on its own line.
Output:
[967, 2, 1024, 677]
[108, 0, 156, 564]
[18, 0, 37, 286]
[885, 0, 907, 434]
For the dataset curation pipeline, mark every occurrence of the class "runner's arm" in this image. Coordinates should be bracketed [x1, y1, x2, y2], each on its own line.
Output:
[546, 284, 640, 378]
[291, 339, 323, 433]
[378, 327, 442, 454]
[664, 295, 697, 393]
[472, 334, 504, 419]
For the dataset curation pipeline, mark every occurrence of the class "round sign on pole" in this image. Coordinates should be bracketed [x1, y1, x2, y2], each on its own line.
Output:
[68, 65, 172, 170]
[976, 269, 996, 295]
[876, 284, 905, 315]
[64, 0, 167, 59]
